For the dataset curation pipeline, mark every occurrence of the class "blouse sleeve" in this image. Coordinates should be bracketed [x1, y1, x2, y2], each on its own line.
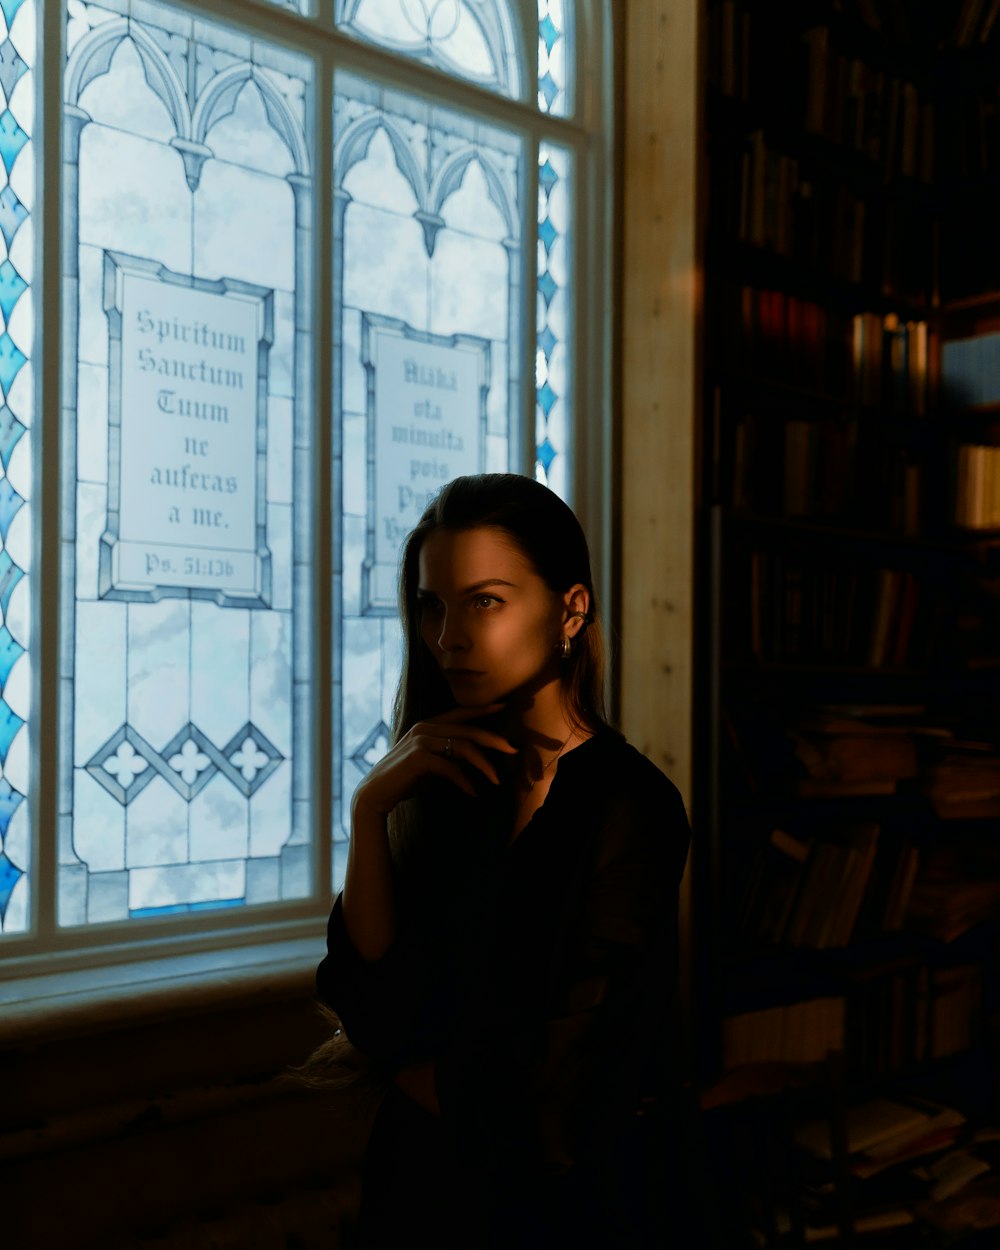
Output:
[315, 784, 510, 1069]
[316, 891, 453, 1068]
[434, 767, 691, 1181]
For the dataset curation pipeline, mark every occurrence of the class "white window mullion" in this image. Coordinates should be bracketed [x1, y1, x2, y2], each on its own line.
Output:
[28, 0, 64, 950]
[312, 47, 335, 900]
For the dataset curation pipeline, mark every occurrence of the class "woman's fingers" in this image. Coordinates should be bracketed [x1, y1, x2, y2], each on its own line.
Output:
[440, 726, 517, 754]
[416, 733, 503, 786]
[424, 704, 517, 747]
[358, 704, 517, 812]
[422, 751, 478, 796]
[412, 715, 518, 756]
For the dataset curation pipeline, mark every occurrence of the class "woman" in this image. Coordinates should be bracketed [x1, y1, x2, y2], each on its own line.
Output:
[316, 474, 691, 1248]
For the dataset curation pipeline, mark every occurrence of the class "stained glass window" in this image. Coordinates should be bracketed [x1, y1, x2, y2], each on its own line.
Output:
[0, 0, 32, 934]
[3, 0, 604, 957]
[335, 0, 520, 100]
[61, 0, 313, 924]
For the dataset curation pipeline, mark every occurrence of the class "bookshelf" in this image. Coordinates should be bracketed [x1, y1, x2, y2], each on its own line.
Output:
[699, 2, 1000, 1244]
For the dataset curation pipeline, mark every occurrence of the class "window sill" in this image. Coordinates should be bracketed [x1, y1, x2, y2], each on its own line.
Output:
[0, 933, 326, 1047]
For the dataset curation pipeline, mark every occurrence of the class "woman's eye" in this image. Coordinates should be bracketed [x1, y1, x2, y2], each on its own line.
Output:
[473, 594, 500, 610]
[419, 598, 443, 616]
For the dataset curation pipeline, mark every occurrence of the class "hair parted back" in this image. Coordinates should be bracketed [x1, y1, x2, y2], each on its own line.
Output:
[393, 473, 608, 745]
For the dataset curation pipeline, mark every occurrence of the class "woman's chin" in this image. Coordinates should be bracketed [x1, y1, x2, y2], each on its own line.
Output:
[452, 690, 499, 709]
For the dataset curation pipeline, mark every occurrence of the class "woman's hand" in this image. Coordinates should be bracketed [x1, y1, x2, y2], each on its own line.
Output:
[354, 703, 518, 817]
[344, 705, 516, 960]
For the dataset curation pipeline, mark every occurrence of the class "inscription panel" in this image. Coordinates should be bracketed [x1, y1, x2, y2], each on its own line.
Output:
[362, 314, 490, 614]
[100, 253, 274, 606]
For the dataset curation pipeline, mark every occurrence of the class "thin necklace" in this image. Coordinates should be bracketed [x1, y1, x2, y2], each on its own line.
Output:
[524, 730, 574, 791]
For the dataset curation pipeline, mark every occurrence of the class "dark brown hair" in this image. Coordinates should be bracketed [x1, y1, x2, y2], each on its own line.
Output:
[392, 473, 608, 745]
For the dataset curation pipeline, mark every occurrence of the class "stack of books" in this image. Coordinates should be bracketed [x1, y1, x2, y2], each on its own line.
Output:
[790, 1096, 973, 1242]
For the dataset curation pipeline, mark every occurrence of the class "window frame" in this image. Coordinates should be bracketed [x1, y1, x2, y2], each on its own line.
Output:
[3, 0, 616, 1016]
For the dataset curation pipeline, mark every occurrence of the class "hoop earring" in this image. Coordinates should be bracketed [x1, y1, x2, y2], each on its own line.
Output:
[559, 636, 572, 659]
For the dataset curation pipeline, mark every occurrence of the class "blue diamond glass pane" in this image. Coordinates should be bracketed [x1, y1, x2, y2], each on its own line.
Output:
[0, 697, 23, 763]
[0, 109, 27, 176]
[537, 380, 558, 417]
[0, 474, 22, 541]
[0, 547, 22, 616]
[0, 404, 24, 471]
[0, 41, 27, 106]
[0, 849, 22, 921]
[538, 71, 559, 111]
[0, 185, 26, 250]
[538, 215, 558, 256]
[538, 324, 557, 362]
[0, 0, 26, 30]
[537, 436, 556, 473]
[0, 777, 22, 838]
[0, 622, 22, 687]
[539, 13, 559, 53]
[537, 269, 558, 308]
[538, 158, 558, 193]
[0, 332, 26, 400]
[0, 260, 26, 324]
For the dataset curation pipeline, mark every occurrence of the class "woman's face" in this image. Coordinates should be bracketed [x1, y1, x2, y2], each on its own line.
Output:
[416, 525, 585, 708]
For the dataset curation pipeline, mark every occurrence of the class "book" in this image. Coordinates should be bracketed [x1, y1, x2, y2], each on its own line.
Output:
[738, 826, 813, 945]
[906, 872, 1000, 941]
[794, 1096, 933, 1161]
[955, 444, 1000, 529]
[723, 997, 845, 1068]
[930, 966, 981, 1058]
[803, 26, 830, 135]
[883, 842, 920, 931]
[790, 724, 918, 788]
[867, 569, 901, 668]
[785, 839, 842, 947]
[785, 824, 880, 950]
[924, 747, 1000, 818]
[829, 824, 880, 948]
[802, 1208, 915, 1243]
[852, 1103, 966, 1179]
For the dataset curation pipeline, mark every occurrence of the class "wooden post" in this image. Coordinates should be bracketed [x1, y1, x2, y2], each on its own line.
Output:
[619, 0, 702, 1049]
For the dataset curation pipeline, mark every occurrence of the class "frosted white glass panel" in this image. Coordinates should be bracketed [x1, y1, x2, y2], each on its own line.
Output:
[335, 0, 521, 100]
[60, 0, 314, 925]
[0, 0, 32, 936]
[332, 70, 523, 888]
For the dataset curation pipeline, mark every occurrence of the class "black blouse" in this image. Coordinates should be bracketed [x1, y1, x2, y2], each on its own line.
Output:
[316, 726, 691, 1247]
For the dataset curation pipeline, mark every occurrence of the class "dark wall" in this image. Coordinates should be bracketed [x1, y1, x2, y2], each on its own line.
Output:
[2, 986, 372, 1249]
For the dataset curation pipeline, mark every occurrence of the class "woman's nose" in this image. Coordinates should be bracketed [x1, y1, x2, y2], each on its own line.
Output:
[436, 611, 468, 653]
